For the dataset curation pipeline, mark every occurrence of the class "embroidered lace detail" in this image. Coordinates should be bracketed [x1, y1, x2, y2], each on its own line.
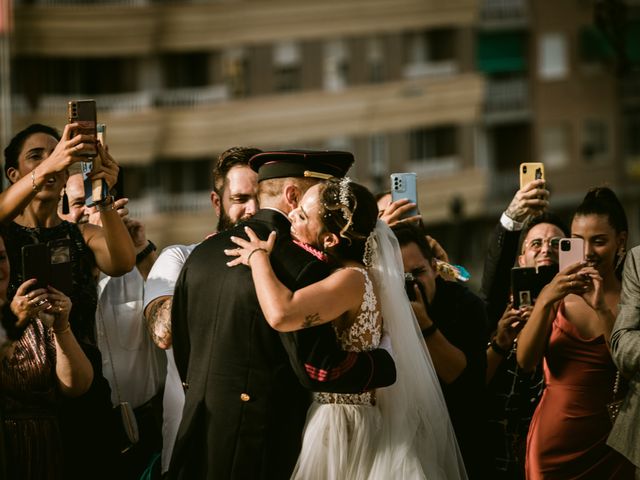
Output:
[332, 267, 382, 352]
[314, 391, 376, 406]
[313, 268, 382, 407]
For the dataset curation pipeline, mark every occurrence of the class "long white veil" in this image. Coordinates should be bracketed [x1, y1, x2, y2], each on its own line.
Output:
[369, 221, 468, 479]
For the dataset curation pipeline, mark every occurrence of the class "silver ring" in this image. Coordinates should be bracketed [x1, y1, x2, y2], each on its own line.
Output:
[35, 299, 47, 307]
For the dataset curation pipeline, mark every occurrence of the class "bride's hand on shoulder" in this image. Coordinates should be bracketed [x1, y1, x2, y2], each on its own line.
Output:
[225, 227, 276, 267]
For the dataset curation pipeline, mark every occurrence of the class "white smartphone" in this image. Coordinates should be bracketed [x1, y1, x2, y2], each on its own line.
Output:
[559, 238, 585, 271]
[390, 172, 418, 218]
[519, 162, 545, 189]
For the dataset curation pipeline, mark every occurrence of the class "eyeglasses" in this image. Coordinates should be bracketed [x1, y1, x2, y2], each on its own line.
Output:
[524, 236, 562, 252]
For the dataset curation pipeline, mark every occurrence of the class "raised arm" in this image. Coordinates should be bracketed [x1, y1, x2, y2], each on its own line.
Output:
[81, 143, 135, 276]
[0, 124, 93, 224]
[225, 227, 363, 332]
[517, 262, 588, 371]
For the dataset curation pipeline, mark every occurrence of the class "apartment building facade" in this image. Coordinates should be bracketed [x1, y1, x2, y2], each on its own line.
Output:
[4, 0, 640, 277]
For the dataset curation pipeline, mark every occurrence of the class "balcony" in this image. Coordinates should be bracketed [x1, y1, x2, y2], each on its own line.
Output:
[14, 0, 479, 55]
[479, 0, 528, 29]
[484, 76, 530, 123]
[12, 73, 484, 165]
[403, 61, 459, 79]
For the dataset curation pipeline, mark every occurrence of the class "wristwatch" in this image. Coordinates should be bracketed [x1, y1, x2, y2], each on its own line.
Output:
[136, 240, 156, 264]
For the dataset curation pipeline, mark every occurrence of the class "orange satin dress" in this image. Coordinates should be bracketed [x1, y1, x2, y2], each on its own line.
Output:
[525, 303, 635, 479]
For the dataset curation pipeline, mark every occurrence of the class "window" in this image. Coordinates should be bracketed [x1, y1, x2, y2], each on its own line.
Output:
[223, 48, 248, 98]
[409, 126, 457, 162]
[274, 41, 301, 92]
[163, 52, 209, 88]
[582, 119, 609, 163]
[540, 124, 570, 168]
[624, 109, 640, 160]
[367, 37, 384, 83]
[324, 39, 349, 91]
[14, 57, 137, 96]
[539, 33, 568, 80]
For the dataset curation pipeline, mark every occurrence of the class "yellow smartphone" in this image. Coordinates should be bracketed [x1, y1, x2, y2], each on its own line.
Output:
[519, 162, 545, 189]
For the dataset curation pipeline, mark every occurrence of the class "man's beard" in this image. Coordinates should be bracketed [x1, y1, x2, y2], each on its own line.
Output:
[216, 210, 235, 232]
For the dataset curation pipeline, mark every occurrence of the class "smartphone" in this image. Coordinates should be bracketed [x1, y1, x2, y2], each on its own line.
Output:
[559, 238, 585, 271]
[391, 172, 418, 218]
[21, 243, 50, 290]
[21, 241, 73, 295]
[519, 162, 545, 189]
[48, 238, 73, 295]
[511, 264, 558, 308]
[82, 123, 108, 207]
[67, 99, 97, 158]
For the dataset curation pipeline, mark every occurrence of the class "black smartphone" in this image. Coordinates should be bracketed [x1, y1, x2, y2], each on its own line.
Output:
[511, 264, 558, 308]
[48, 239, 73, 295]
[68, 99, 97, 158]
[21, 240, 73, 295]
[21, 243, 50, 290]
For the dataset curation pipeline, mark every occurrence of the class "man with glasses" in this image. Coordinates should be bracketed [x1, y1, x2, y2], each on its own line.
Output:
[480, 178, 568, 480]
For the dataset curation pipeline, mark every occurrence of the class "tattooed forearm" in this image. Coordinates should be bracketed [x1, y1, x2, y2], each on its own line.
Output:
[145, 297, 173, 349]
[302, 313, 322, 329]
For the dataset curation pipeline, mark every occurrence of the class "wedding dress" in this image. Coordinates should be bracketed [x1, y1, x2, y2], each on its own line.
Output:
[291, 221, 467, 480]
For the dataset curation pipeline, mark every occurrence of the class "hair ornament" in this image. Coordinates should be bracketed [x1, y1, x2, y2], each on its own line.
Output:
[338, 177, 352, 221]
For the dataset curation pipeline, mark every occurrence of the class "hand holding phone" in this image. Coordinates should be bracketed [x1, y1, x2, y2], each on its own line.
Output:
[68, 99, 97, 158]
[390, 173, 418, 219]
[519, 162, 545, 189]
[559, 238, 585, 271]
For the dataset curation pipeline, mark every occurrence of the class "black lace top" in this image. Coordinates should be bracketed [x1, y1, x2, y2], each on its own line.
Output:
[2, 221, 98, 345]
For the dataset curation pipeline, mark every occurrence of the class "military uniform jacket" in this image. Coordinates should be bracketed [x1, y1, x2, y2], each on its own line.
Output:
[168, 209, 396, 480]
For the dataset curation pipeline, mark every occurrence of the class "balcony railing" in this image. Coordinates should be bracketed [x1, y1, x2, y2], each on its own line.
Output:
[403, 61, 459, 79]
[156, 84, 229, 108]
[480, 0, 528, 26]
[15, 0, 151, 4]
[484, 77, 529, 115]
[12, 85, 229, 117]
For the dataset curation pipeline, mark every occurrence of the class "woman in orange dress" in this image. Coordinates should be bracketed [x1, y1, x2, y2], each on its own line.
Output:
[517, 187, 635, 479]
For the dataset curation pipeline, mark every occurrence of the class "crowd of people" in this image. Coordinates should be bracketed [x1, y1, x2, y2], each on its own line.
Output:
[0, 121, 640, 480]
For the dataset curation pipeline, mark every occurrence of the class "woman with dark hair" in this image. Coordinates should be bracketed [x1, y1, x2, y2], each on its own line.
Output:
[517, 187, 635, 478]
[0, 232, 92, 479]
[226, 178, 466, 479]
[1, 123, 135, 478]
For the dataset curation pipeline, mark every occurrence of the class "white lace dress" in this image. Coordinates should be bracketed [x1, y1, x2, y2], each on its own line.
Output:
[291, 267, 383, 480]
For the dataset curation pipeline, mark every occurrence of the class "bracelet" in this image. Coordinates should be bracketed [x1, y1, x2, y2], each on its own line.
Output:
[96, 195, 115, 212]
[31, 170, 43, 192]
[136, 240, 157, 264]
[421, 323, 438, 338]
[489, 338, 509, 357]
[53, 323, 72, 335]
[247, 248, 268, 266]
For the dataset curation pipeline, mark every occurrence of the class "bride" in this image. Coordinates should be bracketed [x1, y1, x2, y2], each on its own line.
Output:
[225, 178, 466, 479]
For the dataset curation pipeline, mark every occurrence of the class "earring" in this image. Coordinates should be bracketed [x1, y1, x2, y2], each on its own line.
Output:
[615, 248, 626, 270]
[61, 187, 69, 215]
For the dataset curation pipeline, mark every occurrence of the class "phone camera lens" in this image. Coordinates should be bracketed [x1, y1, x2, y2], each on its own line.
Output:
[560, 240, 571, 252]
[522, 165, 528, 174]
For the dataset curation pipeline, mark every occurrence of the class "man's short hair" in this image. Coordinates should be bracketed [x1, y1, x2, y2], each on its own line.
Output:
[257, 176, 318, 202]
[519, 212, 569, 253]
[212, 147, 262, 195]
[391, 222, 435, 262]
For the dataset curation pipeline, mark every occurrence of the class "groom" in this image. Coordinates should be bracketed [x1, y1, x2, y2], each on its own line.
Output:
[169, 150, 397, 479]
